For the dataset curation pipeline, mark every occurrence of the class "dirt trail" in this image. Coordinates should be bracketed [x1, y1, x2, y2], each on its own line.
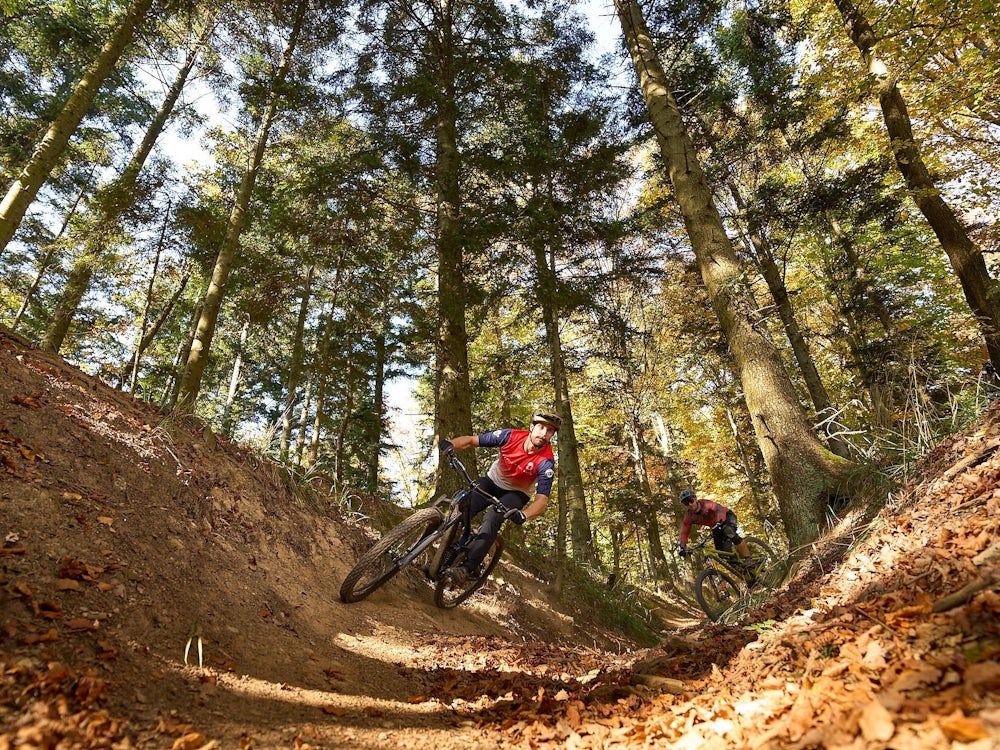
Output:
[0, 328, 650, 749]
[3, 326, 1000, 749]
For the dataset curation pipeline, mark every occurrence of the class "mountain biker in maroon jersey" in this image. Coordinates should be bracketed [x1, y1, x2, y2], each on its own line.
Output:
[678, 489, 756, 579]
[439, 410, 560, 584]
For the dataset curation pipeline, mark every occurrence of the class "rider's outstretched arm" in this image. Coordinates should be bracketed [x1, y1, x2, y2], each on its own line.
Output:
[522, 493, 548, 521]
[448, 435, 480, 451]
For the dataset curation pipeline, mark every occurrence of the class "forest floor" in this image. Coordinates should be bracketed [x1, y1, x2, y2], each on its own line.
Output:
[1, 324, 999, 749]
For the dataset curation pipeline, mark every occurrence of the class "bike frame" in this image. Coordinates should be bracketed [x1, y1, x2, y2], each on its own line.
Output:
[686, 522, 748, 574]
[391, 451, 509, 572]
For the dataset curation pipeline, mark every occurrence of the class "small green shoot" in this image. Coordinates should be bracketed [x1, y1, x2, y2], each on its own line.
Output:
[743, 619, 776, 634]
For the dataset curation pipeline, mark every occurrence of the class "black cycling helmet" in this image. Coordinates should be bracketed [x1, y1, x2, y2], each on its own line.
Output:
[679, 489, 696, 505]
[530, 410, 562, 431]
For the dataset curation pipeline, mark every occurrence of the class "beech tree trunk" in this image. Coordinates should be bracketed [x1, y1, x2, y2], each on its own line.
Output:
[615, 0, 855, 551]
[832, 0, 1000, 371]
[0, 0, 155, 254]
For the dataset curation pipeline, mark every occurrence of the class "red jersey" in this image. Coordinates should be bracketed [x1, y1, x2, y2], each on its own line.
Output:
[478, 428, 556, 495]
[680, 500, 731, 545]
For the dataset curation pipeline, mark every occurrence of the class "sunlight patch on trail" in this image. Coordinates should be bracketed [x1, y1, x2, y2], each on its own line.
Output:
[170, 662, 449, 717]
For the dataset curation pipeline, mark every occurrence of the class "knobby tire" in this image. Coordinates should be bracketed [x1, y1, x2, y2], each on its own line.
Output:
[427, 520, 461, 581]
[434, 536, 504, 609]
[695, 567, 740, 621]
[339, 507, 444, 603]
[741, 536, 787, 590]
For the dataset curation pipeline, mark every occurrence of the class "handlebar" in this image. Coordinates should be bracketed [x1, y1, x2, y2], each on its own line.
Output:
[681, 523, 724, 553]
[443, 448, 508, 513]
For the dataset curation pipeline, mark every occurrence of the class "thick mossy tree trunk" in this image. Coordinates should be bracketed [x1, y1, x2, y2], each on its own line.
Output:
[177, 0, 306, 409]
[615, 0, 855, 550]
[432, 0, 475, 496]
[0, 0, 155, 255]
[831, 0, 1000, 371]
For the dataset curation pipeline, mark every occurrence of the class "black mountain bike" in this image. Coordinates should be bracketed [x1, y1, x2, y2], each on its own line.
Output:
[685, 526, 787, 621]
[339, 449, 512, 609]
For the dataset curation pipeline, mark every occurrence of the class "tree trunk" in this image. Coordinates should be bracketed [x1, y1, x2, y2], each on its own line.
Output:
[334, 339, 356, 496]
[626, 420, 669, 580]
[432, 0, 475, 496]
[726, 407, 771, 524]
[533, 237, 596, 566]
[615, 0, 855, 551]
[726, 179, 852, 459]
[127, 265, 192, 392]
[221, 317, 251, 435]
[368, 305, 388, 494]
[280, 264, 315, 461]
[164, 302, 202, 409]
[0, 0, 155, 255]
[308, 250, 348, 467]
[831, 0, 1000, 370]
[177, 0, 306, 409]
[12, 172, 94, 332]
[39, 17, 215, 354]
[294, 371, 313, 467]
[40, 252, 97, 353]
[128, 212, 166, 389]
[824, 209, 896, 336]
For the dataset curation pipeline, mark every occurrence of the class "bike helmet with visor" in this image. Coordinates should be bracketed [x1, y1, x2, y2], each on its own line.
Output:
[679, 489, 696, 505]
[530, 411, 562, 431]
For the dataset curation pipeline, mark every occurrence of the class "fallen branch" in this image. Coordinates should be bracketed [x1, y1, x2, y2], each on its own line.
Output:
[942, 436, 1000, 480]
[932, 572, 999, 613]
[629, 673, 687, 694]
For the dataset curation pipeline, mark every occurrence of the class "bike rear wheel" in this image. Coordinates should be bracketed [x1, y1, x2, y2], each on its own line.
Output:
[694, 566, 739, 621]
[742, 536, 787, 590]
[434, 536, 504, 609]
[339, 507, 444, 603]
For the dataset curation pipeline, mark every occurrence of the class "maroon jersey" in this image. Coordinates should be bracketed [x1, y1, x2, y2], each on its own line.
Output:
[680, 499, 731, 546]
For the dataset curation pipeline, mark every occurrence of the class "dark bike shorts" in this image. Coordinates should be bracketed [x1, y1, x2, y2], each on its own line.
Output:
[712, 511, 743, 553]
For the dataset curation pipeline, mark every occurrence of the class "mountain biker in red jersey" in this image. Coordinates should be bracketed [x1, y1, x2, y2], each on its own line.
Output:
[677, 489, 754, 566]
[439, 411, 560, 584]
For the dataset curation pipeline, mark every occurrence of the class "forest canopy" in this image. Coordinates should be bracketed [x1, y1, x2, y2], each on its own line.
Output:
[1, 0, 998, 593]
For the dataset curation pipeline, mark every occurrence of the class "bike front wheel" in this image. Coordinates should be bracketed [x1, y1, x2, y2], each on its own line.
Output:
[339, 507, 444, 603]
[434, 535, 504, 609]
[694, 566, 739, 621]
